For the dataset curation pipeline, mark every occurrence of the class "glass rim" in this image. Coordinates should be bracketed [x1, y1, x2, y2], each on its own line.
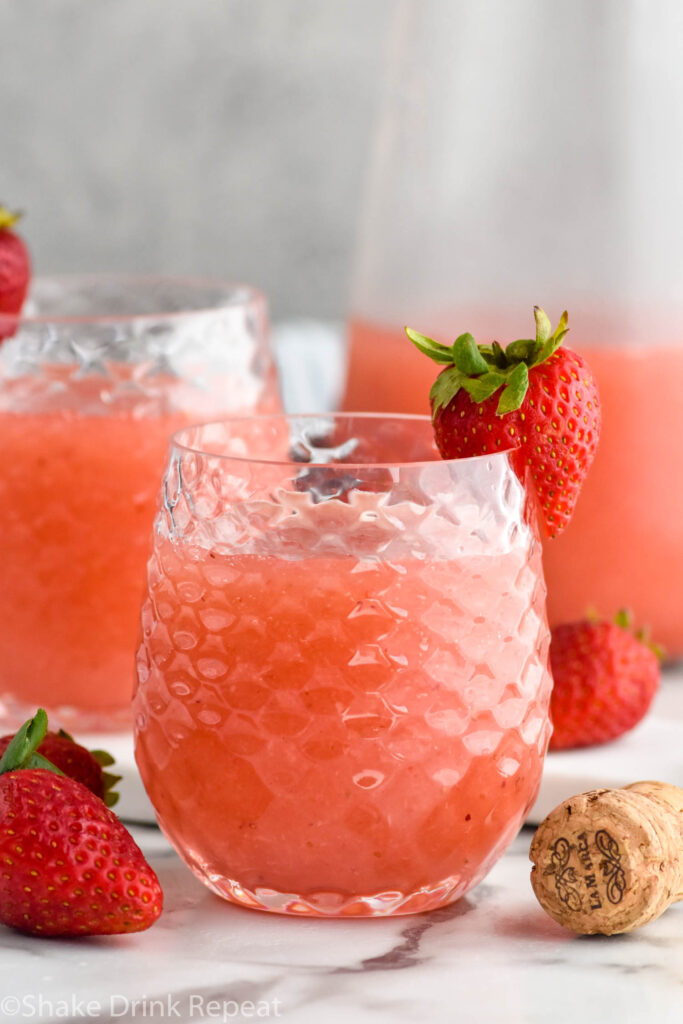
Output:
[0, 273, 266, 327]
[169, 412, 519, 470]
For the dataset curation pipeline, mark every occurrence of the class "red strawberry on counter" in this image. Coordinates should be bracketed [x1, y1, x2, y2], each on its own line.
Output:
[0, 709, 162, 936]
[548, 611, 661, 750]
[406, 308, 601, 536]
[0, 205, 30, 338]
[0, 727, 121, 807]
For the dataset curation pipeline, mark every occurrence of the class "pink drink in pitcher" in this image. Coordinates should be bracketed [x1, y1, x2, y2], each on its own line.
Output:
[344, 319, 683, 653]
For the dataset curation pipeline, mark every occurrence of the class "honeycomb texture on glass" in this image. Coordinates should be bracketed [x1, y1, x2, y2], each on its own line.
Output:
[134, 417, 552, 916]
[0, 277, 276, 418]
[0, 278, 278, 732]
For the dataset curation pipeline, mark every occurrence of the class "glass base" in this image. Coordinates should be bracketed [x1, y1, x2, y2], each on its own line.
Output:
[199, 869, 471, 918]
[0, 693, 133, 735]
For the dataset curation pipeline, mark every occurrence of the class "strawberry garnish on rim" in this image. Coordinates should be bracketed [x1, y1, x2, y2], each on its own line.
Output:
[406, 307, 601, 537]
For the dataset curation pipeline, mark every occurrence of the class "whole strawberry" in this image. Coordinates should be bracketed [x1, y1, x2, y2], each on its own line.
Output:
[0, 728, 120, 806]
[0, 710, 162, 936]
[548, 612, 661, 750]
[0, 205, 30, 337]
[406, 308, 601, 536]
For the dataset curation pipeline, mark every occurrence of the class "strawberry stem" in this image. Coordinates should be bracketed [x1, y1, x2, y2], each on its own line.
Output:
[533, 306, 553, 344]
[0, 206, 23, 232]
[90, 749, 121, 805]
[614, 608, 633, 631]
[102, 771, 122, 807]
[405, 307, 570, 419]
[587, 608, 665, 663]
[0, 709, 65, 777]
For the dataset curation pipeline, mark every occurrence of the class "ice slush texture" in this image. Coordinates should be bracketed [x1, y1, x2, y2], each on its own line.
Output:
[134, 421, 552, 915]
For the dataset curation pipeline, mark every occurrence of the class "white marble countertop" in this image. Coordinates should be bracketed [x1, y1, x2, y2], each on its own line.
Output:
[1, 815, 681, 1024]
[2, 661, 682, 1023]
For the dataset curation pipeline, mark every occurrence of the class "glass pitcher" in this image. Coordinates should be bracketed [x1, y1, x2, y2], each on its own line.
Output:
[345, 0, 683, 652]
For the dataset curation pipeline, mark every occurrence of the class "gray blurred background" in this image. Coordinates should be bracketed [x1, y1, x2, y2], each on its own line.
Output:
[1, 0, 393, 322]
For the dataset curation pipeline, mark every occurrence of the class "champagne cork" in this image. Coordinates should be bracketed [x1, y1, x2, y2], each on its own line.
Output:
[529, 781, 683, 934]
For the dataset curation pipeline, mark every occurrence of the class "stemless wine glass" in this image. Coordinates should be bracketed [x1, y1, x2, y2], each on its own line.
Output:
[0, 276, 278, 732]
[134, 413, 552, 917]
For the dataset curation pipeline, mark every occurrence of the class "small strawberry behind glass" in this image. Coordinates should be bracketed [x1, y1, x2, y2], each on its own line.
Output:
[548, 610, 662, 750]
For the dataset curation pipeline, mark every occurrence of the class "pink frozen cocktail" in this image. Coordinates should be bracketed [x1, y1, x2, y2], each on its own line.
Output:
[134, 414, 552, 916]
[0, 276, 278, 731]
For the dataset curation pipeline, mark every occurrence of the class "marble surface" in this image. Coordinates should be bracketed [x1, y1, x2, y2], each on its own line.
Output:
[1, 818, 682, 1023]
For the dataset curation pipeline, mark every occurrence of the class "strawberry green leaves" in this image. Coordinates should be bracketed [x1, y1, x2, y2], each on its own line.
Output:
[404, 328, 455, 365]
[426, 332, 496, 413]
[0, 206, 22, 232]
[452, 333, 489, 375]
[533, 305, 553, 345]
[533, 306, 568, 365]
[0, 709, 65, 778]
[497, 361, 529, 414]
[406, 306, 569, 419]
[612, 608, 665, 663]
[461, 371, 506, 404]
[504, 338, 539, 362]
[0, 712, 121, 806]
[429, 366, 465, 413]
[90, 747, 122, 807]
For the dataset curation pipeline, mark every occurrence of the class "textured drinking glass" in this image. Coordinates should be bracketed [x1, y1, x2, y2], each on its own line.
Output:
[134, 414, 552, 917]
[0, 276, 278, 732]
